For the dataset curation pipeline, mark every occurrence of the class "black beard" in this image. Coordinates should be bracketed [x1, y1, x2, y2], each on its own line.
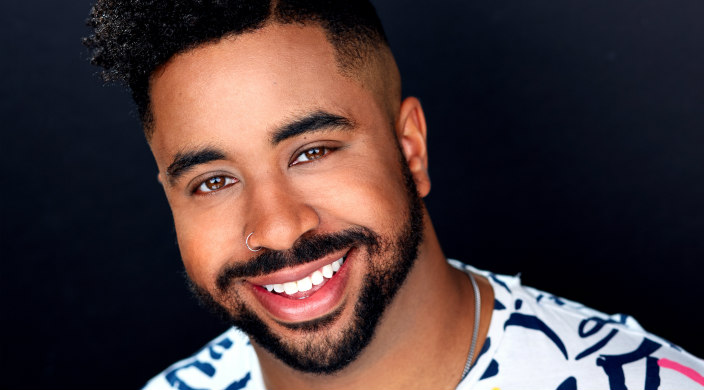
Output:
[188, 157, 425, 374]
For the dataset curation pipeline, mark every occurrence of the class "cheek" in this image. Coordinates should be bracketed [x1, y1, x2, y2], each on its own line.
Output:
[172, 201, 243, 286]
[302, 153, 407, 233]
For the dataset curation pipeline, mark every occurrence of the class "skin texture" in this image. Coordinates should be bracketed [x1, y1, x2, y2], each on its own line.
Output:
[148, 23, 494, 389]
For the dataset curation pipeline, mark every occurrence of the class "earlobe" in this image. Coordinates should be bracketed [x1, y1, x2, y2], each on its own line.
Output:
[397, 97, 431, 197]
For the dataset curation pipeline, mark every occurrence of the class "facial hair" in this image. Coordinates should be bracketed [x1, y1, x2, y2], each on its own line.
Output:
[188, 156, 425, 374]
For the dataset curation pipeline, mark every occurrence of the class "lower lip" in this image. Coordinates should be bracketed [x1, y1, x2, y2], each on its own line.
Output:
[250, 250, 354, 323]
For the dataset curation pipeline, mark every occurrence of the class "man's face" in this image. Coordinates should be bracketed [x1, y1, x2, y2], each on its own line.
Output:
[148, 24, 427, 373]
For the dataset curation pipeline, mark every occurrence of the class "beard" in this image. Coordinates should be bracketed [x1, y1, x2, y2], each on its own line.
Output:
[188, 157, 425, 374]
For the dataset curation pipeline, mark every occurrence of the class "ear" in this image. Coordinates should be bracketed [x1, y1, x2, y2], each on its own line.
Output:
[396, 96, 431, 197]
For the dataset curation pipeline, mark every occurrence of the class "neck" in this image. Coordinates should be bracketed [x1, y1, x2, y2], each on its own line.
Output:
[255, 215, 493, 389]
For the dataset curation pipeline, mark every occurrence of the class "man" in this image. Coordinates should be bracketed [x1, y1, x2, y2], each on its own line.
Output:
[84, 1, 703, 388]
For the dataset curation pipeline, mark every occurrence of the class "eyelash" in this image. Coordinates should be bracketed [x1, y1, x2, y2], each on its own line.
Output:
[289, 145, 335, 166]
[193, 175, 238, 195]
[191, 146, 336, 195]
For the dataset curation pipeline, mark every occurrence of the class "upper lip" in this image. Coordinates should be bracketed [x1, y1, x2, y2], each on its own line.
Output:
[245, 248, 351, 286]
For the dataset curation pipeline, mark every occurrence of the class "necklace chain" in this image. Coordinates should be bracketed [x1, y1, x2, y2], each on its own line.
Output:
[460, 271, 481, 380]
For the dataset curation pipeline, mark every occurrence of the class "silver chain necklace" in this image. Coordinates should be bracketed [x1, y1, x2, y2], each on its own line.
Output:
[460, 271, 481, 381]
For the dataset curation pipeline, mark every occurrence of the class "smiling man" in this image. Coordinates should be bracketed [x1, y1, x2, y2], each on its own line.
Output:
[84, 1, 703, 389]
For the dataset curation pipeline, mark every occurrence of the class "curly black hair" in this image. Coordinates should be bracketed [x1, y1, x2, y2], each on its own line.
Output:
[84, 0, 391, 138]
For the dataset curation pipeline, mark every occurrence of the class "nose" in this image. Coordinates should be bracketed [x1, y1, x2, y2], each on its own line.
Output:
[243, 177, 319, 252]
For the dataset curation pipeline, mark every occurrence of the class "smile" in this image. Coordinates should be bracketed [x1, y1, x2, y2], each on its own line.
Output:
[262, 256, 345, 298]
[249, 249, 354, 323]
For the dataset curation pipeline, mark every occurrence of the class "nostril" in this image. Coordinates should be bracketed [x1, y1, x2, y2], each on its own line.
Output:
[245, 186, 320, 251]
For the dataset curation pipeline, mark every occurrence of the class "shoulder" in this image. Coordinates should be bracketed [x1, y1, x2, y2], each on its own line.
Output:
[143, 327, 264, 390]
[448, 260, 704, 390]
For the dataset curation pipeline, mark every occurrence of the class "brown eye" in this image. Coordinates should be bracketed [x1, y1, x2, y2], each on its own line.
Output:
[195, 176, 236, 194]
[206, 177, 225, 190]
[304, 148, 325, 160]
[292, 146, 330, 165]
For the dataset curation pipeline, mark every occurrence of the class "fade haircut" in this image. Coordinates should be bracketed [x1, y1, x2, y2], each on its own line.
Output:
[84, 0, 400, 140]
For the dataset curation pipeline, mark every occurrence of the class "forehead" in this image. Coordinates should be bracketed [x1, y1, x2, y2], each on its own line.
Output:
[148, 24, 382, 163]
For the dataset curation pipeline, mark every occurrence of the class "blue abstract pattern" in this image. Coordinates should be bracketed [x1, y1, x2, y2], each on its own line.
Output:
[575, 329, 618, 360]
[645, 356, 661, 390]
[164, 339, 237, 390]
[480, 359, 499, 380]
[223, 373, 251, 390]
[450, 261, 704, 390]
[145, 329, 263, 390]
[596, 338, 662, 390]
[556, 376, 577, 390]
[165, 360, 216, 390]
[504, 312, 569, 359]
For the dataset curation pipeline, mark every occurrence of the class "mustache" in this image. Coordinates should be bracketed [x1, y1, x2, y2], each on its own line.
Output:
[216, 227, 380, 292]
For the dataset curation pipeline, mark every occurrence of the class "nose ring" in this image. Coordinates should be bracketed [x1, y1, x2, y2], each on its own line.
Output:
[245, 232, 262, 252]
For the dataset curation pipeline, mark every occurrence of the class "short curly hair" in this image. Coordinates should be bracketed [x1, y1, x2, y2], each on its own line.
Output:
[84, 0, 391, 138]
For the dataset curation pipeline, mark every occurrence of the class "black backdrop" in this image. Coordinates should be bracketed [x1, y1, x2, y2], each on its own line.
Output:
[1, 0, 702, 388]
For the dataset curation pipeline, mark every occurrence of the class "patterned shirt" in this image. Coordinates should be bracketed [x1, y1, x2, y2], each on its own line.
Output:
[144, 260, 704, 389]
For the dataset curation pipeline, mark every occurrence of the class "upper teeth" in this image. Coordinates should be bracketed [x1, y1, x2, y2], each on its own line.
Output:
[263, 257, 344, 295]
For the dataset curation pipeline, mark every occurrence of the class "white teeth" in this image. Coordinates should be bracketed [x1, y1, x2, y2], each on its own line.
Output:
[283, 282, 298, 295]
[322, 264, 334, 279]
[311, 270, 324, 285]
[297, 276, 313, 292]
[264, 255, 347, 294]
[331, 258, 341, 272]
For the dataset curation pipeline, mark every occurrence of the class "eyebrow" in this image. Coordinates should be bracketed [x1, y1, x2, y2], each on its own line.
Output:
[165, 147, 226, 185]
[271, 110, 354, 145]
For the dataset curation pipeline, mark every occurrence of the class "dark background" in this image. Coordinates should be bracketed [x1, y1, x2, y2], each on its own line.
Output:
[1, 0, 702, 388]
